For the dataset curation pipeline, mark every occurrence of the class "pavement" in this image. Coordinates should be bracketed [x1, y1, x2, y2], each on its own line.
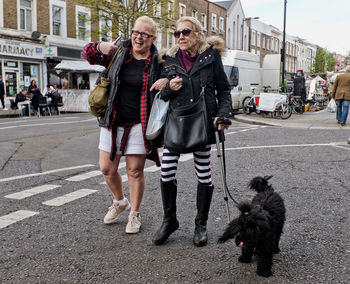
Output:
[1, 106, 349, 130]
[233, 109, 350, 130]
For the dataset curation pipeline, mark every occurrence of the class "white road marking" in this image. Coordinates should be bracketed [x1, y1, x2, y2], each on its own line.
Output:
[4, 184, 61, 200]
[65, 170, 102, 181]
[42, 188, 98, 206]
[100, 174, 128, 185]
[0, 164, 95, 183]
[0, 118, 96, 130]
[0, 210, 39, 229]
[212, 143, 332, 152]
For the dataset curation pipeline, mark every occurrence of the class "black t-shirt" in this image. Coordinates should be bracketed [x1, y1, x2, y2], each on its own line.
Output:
[116, 57, 145, 123]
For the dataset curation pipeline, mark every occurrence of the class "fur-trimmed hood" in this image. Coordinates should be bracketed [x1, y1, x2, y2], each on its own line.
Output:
[159, 36, 225, 63]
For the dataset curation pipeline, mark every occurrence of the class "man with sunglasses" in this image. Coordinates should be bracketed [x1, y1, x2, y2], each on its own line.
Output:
[153, 16, 232, 247]
[83, 16, 167, 234]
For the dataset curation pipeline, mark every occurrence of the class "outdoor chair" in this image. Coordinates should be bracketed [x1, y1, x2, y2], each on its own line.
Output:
[9, 99, 21, 117]
[38, 96, 51, 117]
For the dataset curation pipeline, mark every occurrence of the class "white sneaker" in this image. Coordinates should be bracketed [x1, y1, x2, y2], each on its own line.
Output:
[103, 199, 131, 224]
[125, 211, 141, 234]
[3, 108, 8, 111]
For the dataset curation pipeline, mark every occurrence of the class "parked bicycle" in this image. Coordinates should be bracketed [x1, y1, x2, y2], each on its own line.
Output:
[273, 96, 292, 119]
[242, 87, 258, 114]
[287, 93, 304, 114]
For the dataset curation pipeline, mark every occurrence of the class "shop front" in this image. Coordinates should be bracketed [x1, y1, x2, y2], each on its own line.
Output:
[0, 38, 45, 98]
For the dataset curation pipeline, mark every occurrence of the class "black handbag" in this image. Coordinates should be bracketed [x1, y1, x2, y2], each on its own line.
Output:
[164, 67, 209, 154]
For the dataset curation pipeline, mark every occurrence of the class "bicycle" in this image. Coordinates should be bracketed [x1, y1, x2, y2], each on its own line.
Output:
[242, 87, 259, 114]
[287, 93, 304, 114]
[273, 94, 292, 119]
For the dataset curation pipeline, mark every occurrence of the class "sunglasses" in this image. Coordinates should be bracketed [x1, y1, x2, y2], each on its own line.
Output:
[174, 28, 198, 38]
[132, 30, 154, 39]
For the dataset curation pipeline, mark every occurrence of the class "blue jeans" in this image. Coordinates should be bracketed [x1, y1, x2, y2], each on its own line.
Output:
[336, 99, 350, 124]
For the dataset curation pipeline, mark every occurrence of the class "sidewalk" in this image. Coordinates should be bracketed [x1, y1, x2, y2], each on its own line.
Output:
[233, 109, 349, 130]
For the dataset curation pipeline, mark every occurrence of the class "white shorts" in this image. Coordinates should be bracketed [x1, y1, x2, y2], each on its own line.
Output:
[98, 123, 147, 155]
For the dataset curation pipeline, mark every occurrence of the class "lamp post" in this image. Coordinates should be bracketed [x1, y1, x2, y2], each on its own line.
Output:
[281, 0, 287, 92]
[241, 17, 259, 51]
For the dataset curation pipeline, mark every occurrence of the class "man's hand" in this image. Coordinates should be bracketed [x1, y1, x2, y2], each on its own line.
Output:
[98, 42, 118, 55]
[150, 78, 169, 91]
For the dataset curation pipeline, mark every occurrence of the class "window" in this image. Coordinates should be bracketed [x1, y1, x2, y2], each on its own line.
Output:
[52, 6, 62, 35]
[262, 37, 265, 49]
[192, 10, 198, 19]
[219, 17, 224, 33]
[179, 4, 185, 17]
[20, 0, 32, 31]
[0, 0, 3, 27]
[168, 0, 174, 19]
[211, 13, 217, 32]
[137, 0, 147, 12]
[201, 13, 206, 30]
[155, 24, 162, 50]
[100, 11, 112, 41]
[76, 6, 90, 41]
[50, 0, 66, 37]
[153, 0, 161, 18]
[168, 32, 173, 48]
[252, 31, 256, 46]
[121, 0, 129, 7]
[257, 32, 260, 47]
[266, 38, 270, 50]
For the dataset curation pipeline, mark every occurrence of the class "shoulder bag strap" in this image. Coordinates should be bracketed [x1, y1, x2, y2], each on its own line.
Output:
[199, 65, 209, 96]
[104, 46, 122, 78]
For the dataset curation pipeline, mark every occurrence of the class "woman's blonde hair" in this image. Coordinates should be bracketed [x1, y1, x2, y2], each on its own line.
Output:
[176, 16, 203, 33]
[134, 16, 157, 36]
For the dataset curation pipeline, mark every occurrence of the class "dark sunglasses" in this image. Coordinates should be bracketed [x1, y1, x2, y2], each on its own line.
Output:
[174, 28, 197, 38]
[132, 30, 154, 39]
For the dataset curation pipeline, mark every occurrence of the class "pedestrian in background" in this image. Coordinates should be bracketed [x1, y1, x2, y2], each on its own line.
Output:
[331, 65, 350, 126]
[0, 75, 7, 110]
[78, 79, 89, 89]
[152, 16, 232, 247]
[293, 70, 306, 103]
[83, 16, 167, 234]
[28, 80, 37, 98]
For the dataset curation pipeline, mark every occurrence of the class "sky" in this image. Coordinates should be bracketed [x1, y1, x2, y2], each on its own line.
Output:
[240, 0, 350, 55]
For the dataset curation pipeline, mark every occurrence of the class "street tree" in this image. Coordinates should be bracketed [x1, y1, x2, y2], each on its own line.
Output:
[344, 52, 350, 66]
[76, 0, 175, 41]
[313, 48, 338, 73]
[326, 53, 338, 72]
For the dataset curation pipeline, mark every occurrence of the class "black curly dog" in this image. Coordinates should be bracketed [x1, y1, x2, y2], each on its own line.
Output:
[218, 176, 286, 277]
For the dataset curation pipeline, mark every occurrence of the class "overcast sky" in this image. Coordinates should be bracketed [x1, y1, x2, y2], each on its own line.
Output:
[241, 0, 349, 55]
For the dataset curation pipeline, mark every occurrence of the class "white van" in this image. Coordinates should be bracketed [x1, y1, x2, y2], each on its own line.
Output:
[222, 50, 281, 111]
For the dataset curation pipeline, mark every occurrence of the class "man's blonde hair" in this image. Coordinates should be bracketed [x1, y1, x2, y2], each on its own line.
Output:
[134, 16, 157, 36]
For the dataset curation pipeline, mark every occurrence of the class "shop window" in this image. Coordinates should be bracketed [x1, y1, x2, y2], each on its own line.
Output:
[20, 0, 32, 31]
[21, 63, 40, 89]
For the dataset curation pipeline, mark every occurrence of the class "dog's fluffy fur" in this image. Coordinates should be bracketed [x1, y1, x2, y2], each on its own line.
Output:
[218, 176, 286, 277]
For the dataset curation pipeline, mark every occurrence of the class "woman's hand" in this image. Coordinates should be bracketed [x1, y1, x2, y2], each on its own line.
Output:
[214, 117, 230, 131]
[98, 42, 117, 55]
[169, 76, 182, 91]
[150, 78, 169, 91]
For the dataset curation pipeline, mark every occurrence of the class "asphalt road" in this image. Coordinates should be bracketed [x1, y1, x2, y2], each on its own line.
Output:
[0, 113, 349, 283]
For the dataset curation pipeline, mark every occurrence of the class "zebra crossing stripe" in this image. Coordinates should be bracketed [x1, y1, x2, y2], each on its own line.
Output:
[42, 189, 98, 207]
[65, 170, 102, 182]
[4, 184, 61, 200]
[100, 174, 128, 185]
[0, 164, 95, 183]
[0, 210, 39, 229]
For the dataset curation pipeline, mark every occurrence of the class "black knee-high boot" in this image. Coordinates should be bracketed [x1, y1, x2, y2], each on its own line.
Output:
[193, 183, 214, 247]
[152, 180, 179, 245]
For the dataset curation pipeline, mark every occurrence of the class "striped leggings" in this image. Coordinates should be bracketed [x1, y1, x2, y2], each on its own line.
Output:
[161, 146, 212, 185]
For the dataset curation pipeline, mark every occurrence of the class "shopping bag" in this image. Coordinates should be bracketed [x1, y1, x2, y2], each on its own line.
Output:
[327, 98, 336, 113]
[146, 92, 169, 140]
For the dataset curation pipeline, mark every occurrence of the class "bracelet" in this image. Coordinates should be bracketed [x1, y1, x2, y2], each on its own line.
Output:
[96, 42, 102, 54]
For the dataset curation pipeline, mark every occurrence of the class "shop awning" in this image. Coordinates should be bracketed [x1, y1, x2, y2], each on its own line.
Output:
[55, 60, 105, 73]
